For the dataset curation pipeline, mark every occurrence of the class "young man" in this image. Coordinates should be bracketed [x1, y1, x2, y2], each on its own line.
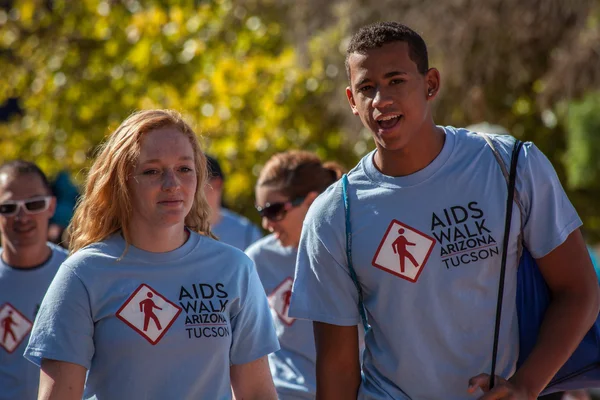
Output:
[204, 154, 263, 250]
[0, 160, 68, 400]
[288, 22, 599, 400]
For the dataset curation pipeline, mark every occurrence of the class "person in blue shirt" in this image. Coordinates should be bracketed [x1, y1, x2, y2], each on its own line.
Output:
[288, 22, 600, 400]
[246, 150, 345, 399]
[24, 109, 279, 400]
[0, 160, 68, 400]
[204, 154, 263, 250]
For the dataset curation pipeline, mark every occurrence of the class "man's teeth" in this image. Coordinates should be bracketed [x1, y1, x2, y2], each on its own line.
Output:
[380, 115, 399, 121]
[14, 226, 34, 232]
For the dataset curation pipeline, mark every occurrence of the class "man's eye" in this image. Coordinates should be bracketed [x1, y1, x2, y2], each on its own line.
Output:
[143, 170, 159, 175]
[391, 79, 406, 85]
[358, 85, 373, 93]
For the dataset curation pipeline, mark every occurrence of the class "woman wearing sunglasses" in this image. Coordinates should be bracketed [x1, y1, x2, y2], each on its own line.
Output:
[24, 109, 279, 400]
[245, 150, 344, 400]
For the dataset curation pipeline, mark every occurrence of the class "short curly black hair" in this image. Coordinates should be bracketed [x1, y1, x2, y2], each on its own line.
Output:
[345, 21, 429, 80]
[0, 160, 52, 194]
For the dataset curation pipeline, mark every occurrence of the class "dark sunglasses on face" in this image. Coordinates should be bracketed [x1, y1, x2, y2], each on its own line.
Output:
[0, 196, 52, 217]
[255, 197, 305, 222]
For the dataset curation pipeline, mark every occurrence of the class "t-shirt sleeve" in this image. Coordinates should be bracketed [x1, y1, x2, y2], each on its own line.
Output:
[24, 264, 94, 370]
[516, 142, 582, 258]
[288, 184, 361, 326]
[229, 261, 279, 365]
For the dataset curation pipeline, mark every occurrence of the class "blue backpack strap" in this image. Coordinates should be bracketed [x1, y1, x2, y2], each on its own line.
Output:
[342, 174, 369, 333]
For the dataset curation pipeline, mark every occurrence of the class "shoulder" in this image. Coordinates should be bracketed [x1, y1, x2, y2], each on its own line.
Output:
[447, 126, 501, 153]
[199, 233, 255, 270]
[60, 234, 123, 273]
[307, 178, 345, 224]
[245, 234, 284, 260]
[221, 208, 259, 229]
[48, 242, 68, 260]
[44, 242, 69, 271]
[465, 130, 545, 171]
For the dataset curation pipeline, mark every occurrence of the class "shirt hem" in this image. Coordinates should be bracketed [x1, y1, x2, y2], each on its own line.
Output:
[529, 218, 582, 259]
[231, 343, 281, 366]
[24, 348, 91, 370]
[287, 308, 360, 326]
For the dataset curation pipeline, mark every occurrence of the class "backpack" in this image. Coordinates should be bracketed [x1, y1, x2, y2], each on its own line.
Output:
[482, 134, 600, 395]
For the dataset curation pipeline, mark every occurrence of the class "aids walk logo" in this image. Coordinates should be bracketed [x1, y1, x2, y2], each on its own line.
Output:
[430, 201, 499, 269]
[178, 283, 231, 339]
[268, 277, 295, 326]
[0, 303, 32, 353]
[372, 220, 436, 282]
[116, 284, 182, 345]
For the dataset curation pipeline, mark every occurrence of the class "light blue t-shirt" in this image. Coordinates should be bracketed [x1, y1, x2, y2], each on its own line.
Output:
[25, 231, 279, 400]
[213, 208, 263, 251]
[289, 127, 582, 400]
[246, 234, 316, 400]
[0, 243, 67, 400]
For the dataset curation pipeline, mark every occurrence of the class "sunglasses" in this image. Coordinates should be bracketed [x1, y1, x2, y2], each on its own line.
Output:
[0, 196, 52, 217]
[256, 197, 305, 222]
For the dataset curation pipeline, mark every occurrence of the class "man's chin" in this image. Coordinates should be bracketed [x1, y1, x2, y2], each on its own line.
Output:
[374, 130, 416, 152]
[12, 236, 44, 248]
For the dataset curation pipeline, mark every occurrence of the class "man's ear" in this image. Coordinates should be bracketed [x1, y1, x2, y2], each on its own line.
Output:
[210, 177, 223, 192]
[346, 87, 359, 116]
[425, 68, 441, 100]
[48, 196, 57, 218]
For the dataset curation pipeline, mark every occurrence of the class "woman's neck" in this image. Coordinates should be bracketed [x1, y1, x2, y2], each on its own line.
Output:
[128, 223, 189, 253]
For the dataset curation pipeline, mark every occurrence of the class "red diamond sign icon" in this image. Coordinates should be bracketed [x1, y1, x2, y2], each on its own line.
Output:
[0, 303, 33, 354]
[268, 277, 295, 326]
[116, 284, 182, 345]
[372, 220, 436, 283]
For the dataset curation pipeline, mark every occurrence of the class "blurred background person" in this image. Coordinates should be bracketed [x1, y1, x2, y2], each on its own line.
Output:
[205, 154, 263, 250]
[47, 170, 79, 248]
[0, 160, 68, 400]
[246, 150, 351, 399]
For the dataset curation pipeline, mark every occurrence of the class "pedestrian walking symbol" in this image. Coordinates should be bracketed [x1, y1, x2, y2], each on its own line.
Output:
[0, 303, 32, 353]
[116, 284, 181, 345]
[139, 292, 163, 331]
[372, 220, 436, 282]
[268, 277, 295, 326]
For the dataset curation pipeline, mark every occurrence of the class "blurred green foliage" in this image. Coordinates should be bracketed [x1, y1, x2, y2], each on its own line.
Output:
[565, 92, 600, 190]
[0, 0, 355, 222]
[1, 0, 600, 240]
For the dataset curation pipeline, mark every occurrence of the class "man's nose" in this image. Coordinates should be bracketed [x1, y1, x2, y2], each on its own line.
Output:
[372, 87, 393, 108]
[14, 204, 30, 220]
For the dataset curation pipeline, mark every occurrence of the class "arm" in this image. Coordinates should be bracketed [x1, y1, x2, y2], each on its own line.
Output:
[471, 229, 600, 399]
[38, 359, 86, 400]
[510, 229, 600, 396]
[314, 322, 361, 400]
[230, 356, 277, 400]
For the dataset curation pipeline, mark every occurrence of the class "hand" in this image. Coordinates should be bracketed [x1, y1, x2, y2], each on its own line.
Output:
[468, 373, 534, 400]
